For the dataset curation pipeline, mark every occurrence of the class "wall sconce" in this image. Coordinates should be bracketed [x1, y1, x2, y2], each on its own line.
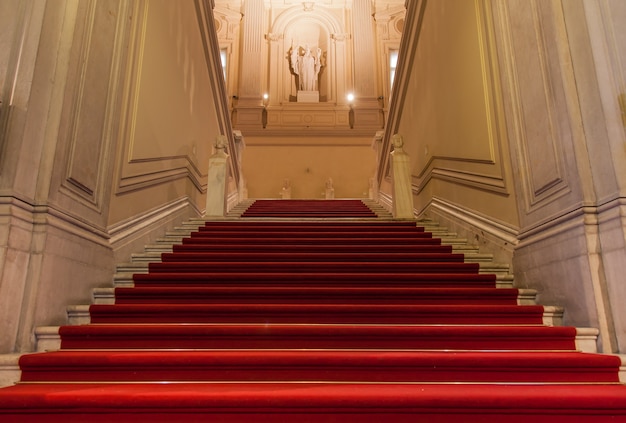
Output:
[262, 93, 269, 128]
[347, 93, 355, 129]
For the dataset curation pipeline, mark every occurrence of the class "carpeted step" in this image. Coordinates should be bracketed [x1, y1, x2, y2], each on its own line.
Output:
[132, 271, 497, 287]
[2, 382, 625, 422]
[87, 303, 547, 324]
[181, 235, 443, 245]
[147, 261, 480, 274]
[241, 213, 379, 218]
[172, 243, 454, 253]
[200, 221, 423, 230]
[159, 251, 466, 263]
[241, 200, 378, 218]
[112, 286, 521, 305]
[18, 350, 621, 383]
[97, 286, 539, 305]
[189, 230, 432, 238]
[58, 324, 579, 350]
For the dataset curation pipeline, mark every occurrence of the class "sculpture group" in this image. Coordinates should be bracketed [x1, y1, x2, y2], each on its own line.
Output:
[290, 43, 325, 92]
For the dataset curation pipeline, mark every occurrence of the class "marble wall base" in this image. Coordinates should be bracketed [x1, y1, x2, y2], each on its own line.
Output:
[0, 354, 20, 388]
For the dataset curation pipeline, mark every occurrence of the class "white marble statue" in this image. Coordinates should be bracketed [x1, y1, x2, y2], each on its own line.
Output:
[325, 177, 335, 199]
[280, 179, 292, 199]
[290, 44, 323, 92]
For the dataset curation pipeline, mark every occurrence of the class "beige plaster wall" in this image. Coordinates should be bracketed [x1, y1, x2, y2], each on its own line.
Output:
[394, 0, 517, 224]
[382, 0, 519, 254]
[108, 0, 223, 225]
[242, 136, 376, 199]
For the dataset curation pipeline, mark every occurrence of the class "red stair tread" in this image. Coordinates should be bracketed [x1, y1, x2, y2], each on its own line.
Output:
[172, 243, 453, 253]
[59, 324, 577, 350]
[18, 350, 622, 383]
[113, 286, 520, 305]
[160, 251, 466, 263]
[132, 271, 497, 287]
[181, 236, 444, 245]
[147, 261, 480, 274]
[1, 383, 625, 422]
[191, 230, 432, 238]
[88, 303, 546, 324]
[200, 223, 424, 231]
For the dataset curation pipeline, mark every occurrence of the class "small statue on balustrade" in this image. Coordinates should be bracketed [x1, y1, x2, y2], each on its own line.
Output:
[280, 179, 292, 199]
[325, 177, 335, 199]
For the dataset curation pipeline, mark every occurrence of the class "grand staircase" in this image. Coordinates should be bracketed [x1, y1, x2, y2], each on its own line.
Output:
[0, 199, 625, 421]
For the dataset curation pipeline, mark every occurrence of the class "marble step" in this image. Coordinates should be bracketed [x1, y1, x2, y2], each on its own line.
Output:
[32, 326, 604, 355]
[91, 287, 539, 306]
[111, 271, 515, 289]
[128, 251, 495, 264]
[65, 304, 564, 327]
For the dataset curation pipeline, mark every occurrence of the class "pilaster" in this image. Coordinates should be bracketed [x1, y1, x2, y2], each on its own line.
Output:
[350, 0, 382, 128]
[235, 0, 265, 127]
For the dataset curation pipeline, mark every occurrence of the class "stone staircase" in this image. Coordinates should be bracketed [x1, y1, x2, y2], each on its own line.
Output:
[30, 204, 595, 355]
[1, 199, 623, 391]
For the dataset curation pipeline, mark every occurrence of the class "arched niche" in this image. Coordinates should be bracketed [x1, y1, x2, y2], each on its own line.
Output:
[268, 7, 347, 105]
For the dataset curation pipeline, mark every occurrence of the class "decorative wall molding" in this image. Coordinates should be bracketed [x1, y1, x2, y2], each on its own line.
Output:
[494, 0, 577, 217]
[264, 104, 351, 130]
[0, 195, 111, 249]
[116, 162, 206, 195]
[272, 5, 343, 35]
[57, 0, 131, 218]
[516, 197, 626, 248]
[412, 163, 509, 197]
[108, 197, 191, 246]
[213, 6, 242, 40]
[425, 196, 520, 248]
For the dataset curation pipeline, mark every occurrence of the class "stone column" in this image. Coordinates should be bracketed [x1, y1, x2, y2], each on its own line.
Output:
[352, 0, 377, 98]
[235, 0, 265, 127]
[205, 136, 230, 217]
[265, 33, 282, 107]
[390, 134, 414, 218]
[350, 0, 382, 128]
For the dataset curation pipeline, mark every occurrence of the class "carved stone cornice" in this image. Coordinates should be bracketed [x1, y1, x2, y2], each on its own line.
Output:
[331, 33, 350, 41]
[265, 33, 283, 42]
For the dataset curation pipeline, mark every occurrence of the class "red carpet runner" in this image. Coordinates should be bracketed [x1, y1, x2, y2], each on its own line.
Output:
[0, 199, 625, 421]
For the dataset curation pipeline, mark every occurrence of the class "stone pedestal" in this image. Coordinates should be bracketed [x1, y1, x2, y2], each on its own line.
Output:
[390, 134, 414, 218]
[297, 91, 320, 103]
[205, 138, 230, 217]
